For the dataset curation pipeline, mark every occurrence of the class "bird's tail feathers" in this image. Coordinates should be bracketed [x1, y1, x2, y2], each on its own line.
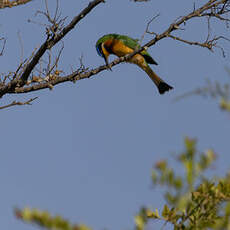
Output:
[143, 65, 173, 94]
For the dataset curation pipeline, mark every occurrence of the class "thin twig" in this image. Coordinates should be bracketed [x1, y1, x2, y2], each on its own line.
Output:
[0, 37, 6, 56]
[0, 97, 38, 110]
[139, 14, 160, 45]
[17, 31, 24, 64]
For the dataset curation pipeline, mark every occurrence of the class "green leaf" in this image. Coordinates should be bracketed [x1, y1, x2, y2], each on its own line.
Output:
[162, 205, 170, 218]
[135, 215, 145, 230]
[146, 208, 160, 219]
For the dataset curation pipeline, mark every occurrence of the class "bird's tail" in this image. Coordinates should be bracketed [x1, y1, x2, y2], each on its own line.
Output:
[142, 65, 173, 94]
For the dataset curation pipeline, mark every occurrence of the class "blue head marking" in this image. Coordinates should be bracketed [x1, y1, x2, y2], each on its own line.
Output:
[96, 44, 103, 57]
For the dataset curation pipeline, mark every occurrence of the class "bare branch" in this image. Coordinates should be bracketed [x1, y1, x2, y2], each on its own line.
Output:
[139, 14, 160, 45]
[36, 0, 64, 36]
[0, 0, 33, 9]
[19, 0, 104, 84]
[17, 31, 24, 63]
[0, 96, 38, 110]
[0, 37, 6, 56]
[46, 42, 64, 77]
[167, 35, 230, 55]
[0, 0, 105, 97]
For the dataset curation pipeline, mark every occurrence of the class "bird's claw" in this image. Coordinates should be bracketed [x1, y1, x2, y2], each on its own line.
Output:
[107, 64, 112, 71]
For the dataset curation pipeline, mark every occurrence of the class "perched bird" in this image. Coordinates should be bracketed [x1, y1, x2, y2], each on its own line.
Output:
[96, 33, 173, 94]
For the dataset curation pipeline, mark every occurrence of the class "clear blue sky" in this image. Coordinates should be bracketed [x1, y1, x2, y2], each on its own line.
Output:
[1, 1, 230, 230]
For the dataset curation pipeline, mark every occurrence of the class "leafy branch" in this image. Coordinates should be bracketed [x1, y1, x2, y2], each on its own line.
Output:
[135, 138, 230, 230]
[15, 208, 91, 230]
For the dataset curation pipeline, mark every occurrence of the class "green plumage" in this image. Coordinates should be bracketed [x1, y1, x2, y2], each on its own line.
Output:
[96, 34, 158, 65]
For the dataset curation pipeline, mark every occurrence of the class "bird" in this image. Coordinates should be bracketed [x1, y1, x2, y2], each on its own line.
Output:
[96, 33, 173, 94]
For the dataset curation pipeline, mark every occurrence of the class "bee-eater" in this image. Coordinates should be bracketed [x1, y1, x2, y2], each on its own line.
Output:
[96, 34, 173, 94]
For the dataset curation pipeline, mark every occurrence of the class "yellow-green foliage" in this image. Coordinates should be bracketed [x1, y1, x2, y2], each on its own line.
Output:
[15, 139, 230, 230]
[135, 138, 230, 230]
[220, 98, 230, 112]
[15, 208, 91, 230]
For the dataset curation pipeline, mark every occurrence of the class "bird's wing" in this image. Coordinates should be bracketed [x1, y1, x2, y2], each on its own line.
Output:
[115, 35, 140, 50]
[115, 35, 158, 65]
[141, 52, 158, 65]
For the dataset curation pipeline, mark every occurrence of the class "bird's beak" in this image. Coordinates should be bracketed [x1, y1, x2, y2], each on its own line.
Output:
[101, 43, 112, 71]
[103, 55, 112, 71]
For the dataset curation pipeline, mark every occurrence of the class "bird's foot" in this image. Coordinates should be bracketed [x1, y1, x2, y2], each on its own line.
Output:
[107, 64, 112, 71]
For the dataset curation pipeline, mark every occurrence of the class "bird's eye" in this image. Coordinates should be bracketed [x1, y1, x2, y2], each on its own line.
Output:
[96, 44, 103, 57]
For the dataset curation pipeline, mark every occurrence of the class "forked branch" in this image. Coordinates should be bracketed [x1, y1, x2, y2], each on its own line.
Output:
[0, 0, 105, 98]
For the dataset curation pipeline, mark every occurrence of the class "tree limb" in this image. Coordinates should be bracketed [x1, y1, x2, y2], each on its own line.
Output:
[0, 0, 33, 9]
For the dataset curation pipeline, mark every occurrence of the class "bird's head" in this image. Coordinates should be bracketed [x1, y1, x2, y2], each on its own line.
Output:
[96, 42, 110, 66]
[96, 34, 115, 67]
